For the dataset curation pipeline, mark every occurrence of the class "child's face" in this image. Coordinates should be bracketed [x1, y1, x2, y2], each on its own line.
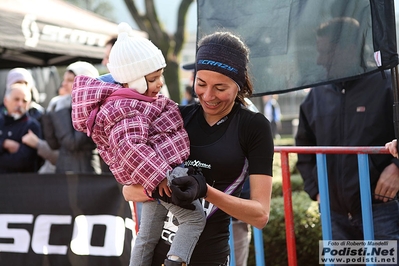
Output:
[144, 69, 164, 97]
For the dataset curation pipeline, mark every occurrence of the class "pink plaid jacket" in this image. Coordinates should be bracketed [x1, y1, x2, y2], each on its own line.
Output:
[71, 76, 190, 191]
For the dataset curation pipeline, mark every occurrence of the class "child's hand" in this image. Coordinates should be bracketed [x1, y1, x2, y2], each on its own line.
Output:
[158, 179, 171, 197]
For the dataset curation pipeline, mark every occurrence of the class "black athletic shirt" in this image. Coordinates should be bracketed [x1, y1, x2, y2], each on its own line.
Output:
[151, 102, 274, 265]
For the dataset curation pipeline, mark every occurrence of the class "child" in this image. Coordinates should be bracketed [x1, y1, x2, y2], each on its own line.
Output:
[71, 22, 205, 266]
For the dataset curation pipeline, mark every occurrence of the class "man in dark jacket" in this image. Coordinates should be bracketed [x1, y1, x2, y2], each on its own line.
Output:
[295, 17, 399, 244]
[0, 83, 42, 173]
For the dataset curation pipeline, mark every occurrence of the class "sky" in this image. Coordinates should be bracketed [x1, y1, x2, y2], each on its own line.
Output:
[109, 0, 399, 66]
[111, 0, 197, 34]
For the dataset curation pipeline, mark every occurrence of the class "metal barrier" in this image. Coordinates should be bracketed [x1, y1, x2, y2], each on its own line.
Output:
[229, 221, 265, 266]
[230, 146, 389, 266]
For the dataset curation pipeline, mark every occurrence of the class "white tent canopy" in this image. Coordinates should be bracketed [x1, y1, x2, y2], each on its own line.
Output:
[0, 0, 146, 68]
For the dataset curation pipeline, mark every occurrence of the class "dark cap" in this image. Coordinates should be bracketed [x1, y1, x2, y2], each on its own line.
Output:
[182, 63, 195, 70]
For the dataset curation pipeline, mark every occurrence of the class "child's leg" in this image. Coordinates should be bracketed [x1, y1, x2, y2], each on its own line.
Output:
[129, 200, 168, 266]
[162, 199, 206, 264]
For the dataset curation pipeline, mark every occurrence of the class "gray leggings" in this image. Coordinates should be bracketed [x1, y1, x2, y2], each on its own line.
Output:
[129, 199, 205, 265]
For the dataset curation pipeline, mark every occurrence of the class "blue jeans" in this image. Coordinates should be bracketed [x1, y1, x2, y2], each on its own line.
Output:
[330, 200, 399, 265]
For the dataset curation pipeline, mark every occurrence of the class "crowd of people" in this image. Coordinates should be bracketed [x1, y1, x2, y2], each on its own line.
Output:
[0, 23, 274, 265]
[0, 62, 101, 175]
[2, 14, 399, 266]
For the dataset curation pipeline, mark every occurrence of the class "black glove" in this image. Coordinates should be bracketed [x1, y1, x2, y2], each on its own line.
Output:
[151, 188, 195, 210]
[170, 174, 207, 207]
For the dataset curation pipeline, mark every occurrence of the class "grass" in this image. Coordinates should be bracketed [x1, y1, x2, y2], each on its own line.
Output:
[274, 135, 295, 146]
[271, 136, 305, 199]
[272, 136, 298, 181]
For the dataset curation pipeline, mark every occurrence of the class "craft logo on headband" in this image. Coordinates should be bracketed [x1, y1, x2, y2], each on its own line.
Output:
[195, 43, 246, 89]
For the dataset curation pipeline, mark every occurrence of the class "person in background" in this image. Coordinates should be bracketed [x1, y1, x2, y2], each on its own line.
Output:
[295, 17, 399, 249]
[181, 85, 196, 105]
[98, 35, 118, 174]
[22, 128, 58, 173]
[56, 83, 68, 97]
[0, 83, 42, 173]
[102, 36, 117, 67]
[21, 83, 68, 174]
[122, 31, 274, 266]
[42, 61, 100, 174]
[231, 177, 252, 266]
[6, 68, 44, 122]
[262, 94, 281, 139]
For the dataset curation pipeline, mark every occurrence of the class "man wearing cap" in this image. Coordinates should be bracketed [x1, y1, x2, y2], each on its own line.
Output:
[0, 83, 42, 173]
[6, 67, 44, 121]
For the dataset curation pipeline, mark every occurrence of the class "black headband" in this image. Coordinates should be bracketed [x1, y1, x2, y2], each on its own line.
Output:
[196, 43, 246, 89]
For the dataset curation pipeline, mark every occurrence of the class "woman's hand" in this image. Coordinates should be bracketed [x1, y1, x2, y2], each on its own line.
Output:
[122, 184, 151, 202]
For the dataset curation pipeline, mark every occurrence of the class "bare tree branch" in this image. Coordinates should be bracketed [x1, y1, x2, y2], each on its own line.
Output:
[123, 0, 149, 32]
[174, 0, 194, 55]
[144, 0, 163, 38]
[120, 0, 195, 102]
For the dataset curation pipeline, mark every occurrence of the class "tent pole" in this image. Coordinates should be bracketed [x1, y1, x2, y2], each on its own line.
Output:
[391, 66, 399, 151]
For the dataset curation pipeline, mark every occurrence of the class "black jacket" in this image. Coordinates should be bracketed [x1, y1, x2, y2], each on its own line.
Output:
[50, 107, 98, 174]
[0, 105, 42, 173]
[295, 71, 398, 215]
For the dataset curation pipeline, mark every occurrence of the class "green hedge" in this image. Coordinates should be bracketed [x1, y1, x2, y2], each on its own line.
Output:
[271, 174, 304, 198]
[246, 173, 322, 266]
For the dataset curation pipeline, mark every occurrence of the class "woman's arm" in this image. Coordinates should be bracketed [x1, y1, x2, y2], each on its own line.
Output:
[124, 173, 273, 229]
[205, 174, 272, 229]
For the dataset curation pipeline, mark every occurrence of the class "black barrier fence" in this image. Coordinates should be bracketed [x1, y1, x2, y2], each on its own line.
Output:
[0, 173, 133, 266]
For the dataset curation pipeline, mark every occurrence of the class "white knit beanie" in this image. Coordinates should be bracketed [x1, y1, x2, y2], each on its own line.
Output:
[6, 68, 34, 90]
[66, 61, 99, 78]
[107, 22, 166, 94]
